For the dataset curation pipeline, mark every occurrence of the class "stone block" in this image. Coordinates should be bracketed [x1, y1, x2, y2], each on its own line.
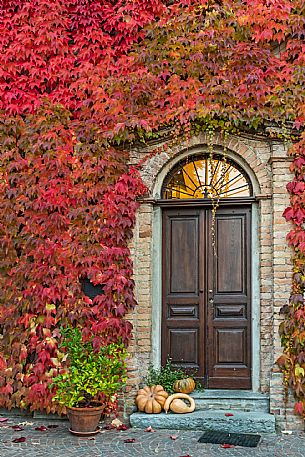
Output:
[130, 410, 276, 434]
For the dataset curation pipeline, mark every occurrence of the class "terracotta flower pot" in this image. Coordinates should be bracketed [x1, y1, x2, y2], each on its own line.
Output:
[66, 404, 105, 435]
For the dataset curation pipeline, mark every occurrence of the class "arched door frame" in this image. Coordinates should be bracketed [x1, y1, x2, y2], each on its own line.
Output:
[150, 145, 261, 391]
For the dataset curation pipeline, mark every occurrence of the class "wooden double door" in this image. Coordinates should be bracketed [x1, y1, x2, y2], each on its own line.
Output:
[162, 205, 252, 389]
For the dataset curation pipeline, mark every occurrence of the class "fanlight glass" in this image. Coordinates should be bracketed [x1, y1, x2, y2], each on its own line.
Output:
[162, 155, 252, 199]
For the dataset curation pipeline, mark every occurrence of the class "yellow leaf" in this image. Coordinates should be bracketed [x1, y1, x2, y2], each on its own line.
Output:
[295, 364, 305, 377]
[46, 303, 56, 311]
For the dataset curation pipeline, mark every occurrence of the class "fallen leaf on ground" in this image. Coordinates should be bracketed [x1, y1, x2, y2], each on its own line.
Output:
[124, 438, 136, 443]
[106, 418, 128, 431]
[117, 424, 128, 431]
[12, 437, 26, 443]
[281, 430, 292, 435]
[221, 443, 235, 448]
[225, 413, 234, 417]
[11, 426, 24, 431]
[145, 426, 155, 432]
[111, 418, 123, 428]
[104, 424, 116, 430]
[35, 426, 48, 431]
[0, 418, 8, 422]
[170, 435, 178, 440]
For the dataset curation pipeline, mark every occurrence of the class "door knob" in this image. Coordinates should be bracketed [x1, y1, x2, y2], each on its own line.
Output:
[209, 290, 213, 293]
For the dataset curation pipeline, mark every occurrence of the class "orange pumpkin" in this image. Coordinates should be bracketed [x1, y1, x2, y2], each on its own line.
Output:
[136, 385, 169, 414]
[173, 377, 196, 394]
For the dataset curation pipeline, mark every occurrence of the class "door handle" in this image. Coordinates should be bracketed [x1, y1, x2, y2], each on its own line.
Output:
[208, 289, 213, 303]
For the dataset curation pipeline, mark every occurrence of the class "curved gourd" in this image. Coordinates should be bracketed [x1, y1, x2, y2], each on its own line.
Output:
[163, 393, 195, 414]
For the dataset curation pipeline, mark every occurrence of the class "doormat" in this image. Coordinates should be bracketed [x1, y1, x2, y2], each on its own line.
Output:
[198, 430, 261, 447]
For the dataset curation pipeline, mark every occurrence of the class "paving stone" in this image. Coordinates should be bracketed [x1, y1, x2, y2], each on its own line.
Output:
[0, 417, 303, 457]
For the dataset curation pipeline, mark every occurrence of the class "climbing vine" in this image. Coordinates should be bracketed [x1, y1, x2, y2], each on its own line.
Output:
[0, 0, 304, 415]
[280, 132, 305, 416]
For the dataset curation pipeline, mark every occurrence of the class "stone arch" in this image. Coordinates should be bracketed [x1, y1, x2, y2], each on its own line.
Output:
[139, 132, 272, 199]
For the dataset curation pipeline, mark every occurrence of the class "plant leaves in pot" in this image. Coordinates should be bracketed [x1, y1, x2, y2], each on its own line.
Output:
[50, 326, 127, 435]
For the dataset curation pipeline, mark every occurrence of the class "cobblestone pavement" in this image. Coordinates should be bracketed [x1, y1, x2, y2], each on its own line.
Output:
[0, 418, 304, 457]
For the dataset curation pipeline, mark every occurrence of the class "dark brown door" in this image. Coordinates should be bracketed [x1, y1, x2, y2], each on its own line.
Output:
[162, 206, 251, 389]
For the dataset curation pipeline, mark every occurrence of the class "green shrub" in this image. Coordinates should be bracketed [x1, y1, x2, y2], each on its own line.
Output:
[51, 327, 127, 408]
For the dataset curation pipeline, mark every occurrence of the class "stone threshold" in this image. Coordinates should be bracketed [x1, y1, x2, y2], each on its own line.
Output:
[130, 410, 276, 434]
[189, 389, 270, 413]
[191, 389, 269, 399]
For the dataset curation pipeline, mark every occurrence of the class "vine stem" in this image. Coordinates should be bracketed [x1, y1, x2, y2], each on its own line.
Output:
[207, 129, 228, 257]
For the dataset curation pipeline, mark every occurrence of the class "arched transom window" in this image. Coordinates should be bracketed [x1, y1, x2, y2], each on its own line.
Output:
[162, 154, 252, 199]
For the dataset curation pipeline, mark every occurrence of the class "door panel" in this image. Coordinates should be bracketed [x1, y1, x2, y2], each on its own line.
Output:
[168, 305, 199, 319]
[169, 218, 199, 294]
[169, 329, 199, 365]
[207, 207, 251, 389]
[162, 206, 251, 389]
[162, 210, 204, 375]
[216, 217, 244, 293]
[216, 328, 247, 364]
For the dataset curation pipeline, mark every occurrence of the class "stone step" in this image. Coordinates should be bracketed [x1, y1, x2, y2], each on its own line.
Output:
[33, 412, 67, 421]
[130, 410, 275, 434]
[0, 408, 33, 418]
[0, 408, 66, 421]
[190, 390, 270, 413]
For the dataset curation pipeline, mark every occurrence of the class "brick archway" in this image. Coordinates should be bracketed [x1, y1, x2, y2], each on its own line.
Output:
[140, 137, 265, 392]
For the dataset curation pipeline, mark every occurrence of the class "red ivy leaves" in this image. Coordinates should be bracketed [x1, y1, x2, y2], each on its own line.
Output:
[286, 181, 305, 195]
[295, 401, 304, 415]
[0, 0, 164, 115]
[280, 133, 305, 418]
[0, 0, 304, 416]
[283, 206, 305, 226]
[0, 109, 146, 412]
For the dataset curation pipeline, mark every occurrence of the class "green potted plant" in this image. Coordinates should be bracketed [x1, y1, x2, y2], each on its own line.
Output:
[51, 326, 127, 435]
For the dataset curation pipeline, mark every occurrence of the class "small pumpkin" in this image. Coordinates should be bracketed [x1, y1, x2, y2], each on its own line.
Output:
[164, 393, 196, 414]
[136, 385, 168, 414]
[173, 377, 196, 394]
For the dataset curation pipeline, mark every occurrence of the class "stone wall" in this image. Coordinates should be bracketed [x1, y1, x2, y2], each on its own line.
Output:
[124, 132, 303, 430]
